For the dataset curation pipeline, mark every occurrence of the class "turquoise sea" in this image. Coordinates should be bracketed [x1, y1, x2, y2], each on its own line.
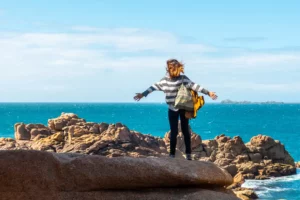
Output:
[0, 103, 299, 199]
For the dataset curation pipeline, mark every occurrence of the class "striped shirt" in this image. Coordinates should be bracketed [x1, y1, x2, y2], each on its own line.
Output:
[142, 75, 209, 111]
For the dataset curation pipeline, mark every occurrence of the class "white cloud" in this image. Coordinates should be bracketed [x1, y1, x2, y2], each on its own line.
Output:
[0, 27, 300, 102]
[188, 53, 300, 68]
[0, 28, 217, 80]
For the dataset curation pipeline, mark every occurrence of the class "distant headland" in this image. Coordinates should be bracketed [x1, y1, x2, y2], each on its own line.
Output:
[220, 99, 284, 104]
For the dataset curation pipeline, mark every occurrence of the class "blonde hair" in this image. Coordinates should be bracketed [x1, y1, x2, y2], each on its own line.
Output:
[166, 59, 184, 78]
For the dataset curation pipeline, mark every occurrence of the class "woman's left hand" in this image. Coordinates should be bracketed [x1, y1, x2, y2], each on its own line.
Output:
[208, 92, 218, 100]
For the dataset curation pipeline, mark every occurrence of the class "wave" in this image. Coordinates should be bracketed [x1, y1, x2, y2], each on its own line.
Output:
[242, 169, 300, 199]
[243, 170, 300, 187]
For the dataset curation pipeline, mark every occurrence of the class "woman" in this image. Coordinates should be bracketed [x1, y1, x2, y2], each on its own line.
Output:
[134, 59, 218, 160]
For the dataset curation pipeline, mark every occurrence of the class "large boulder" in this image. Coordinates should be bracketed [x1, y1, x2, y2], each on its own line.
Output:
[0, 150, 238, 200]
[250, 134, 276, 149]
[0, 189, 239, 200]
[248, 134, 294, 165]
[223, 136, 247, 157]
[14, 123, 30, 140]
[48, 113, 86, 131]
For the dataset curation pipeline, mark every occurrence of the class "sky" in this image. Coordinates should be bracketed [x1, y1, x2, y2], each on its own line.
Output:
[0, 0, 299, 102]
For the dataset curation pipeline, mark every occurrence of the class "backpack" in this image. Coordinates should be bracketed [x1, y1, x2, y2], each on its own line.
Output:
[185, 90, 205, 119]
[174, 80, 194, 112]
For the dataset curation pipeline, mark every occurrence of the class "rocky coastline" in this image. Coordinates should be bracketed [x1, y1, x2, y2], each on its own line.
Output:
[0, 112, 298, 200]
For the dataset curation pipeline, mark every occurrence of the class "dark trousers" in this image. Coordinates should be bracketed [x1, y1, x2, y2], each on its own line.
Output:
[168, 109, 191, 155]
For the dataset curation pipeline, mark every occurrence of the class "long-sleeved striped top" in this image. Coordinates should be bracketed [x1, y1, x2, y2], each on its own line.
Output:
[142, 75, 209, 111]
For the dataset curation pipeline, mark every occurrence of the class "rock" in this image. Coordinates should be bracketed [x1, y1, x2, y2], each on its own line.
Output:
[260, 163, 296, 177]
[210, 150, 217, 162]
[30, 131, 66, 151]
[214, 158, 233, 167]
[26, 123, 47, 129]
[3, 113, 297, 198]
[226, 182, 241, 190]
[73, 126, 89, 137]
[99, 123, 109, 133]
[102, 126, 130, 142]
[248, 153, 262, 163]
[30, 128, 51, 140]
[89, 124, 100, 134]
[233, 172, 245, 184]
[115, 127, 131, 141]
[48, 113, 86, 131]
[223, 136, 247, 156]
[202, 139, 218, 156]
[243, 173, 255, 179]
[238, 162, 262, 176]
[115, 122, 124, 128]
[0, 150, 238, 200]
[191, 134, 202, 149]
[250, 134, 276, 149]
[14, 123, 30, 140]
[86, 140, 109, 154]
[255, 175, 270, 180]
[0, 138, 17, 150]
[223, 164, 238, 177]
[51, 132, 65, 142]
[14, 123, 52, 141]
[263, 159, 273, 166]
[248, 135, 294, 165]
[296, 162, 300, 168]
[215, 134, 231, 143]
[233, 188, 258, 200]
[0, 188, 239, 200]
[233, 154, 250, 164]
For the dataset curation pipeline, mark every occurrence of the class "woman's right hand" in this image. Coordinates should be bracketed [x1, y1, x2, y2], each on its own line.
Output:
[208, 91, 218, 100]
[134, 93, 144, 101]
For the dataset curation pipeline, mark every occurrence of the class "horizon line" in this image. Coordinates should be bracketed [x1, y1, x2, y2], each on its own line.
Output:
[0, 101, 300, 104]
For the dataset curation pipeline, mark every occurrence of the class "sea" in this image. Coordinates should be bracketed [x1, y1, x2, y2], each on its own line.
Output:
[0, 103, 299, 199]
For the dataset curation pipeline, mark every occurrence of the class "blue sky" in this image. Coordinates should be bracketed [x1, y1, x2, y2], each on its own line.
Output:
[0, 0, 299, 102]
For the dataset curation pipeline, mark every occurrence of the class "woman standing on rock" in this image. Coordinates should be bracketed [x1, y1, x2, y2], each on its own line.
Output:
[134, 59, 218, 160]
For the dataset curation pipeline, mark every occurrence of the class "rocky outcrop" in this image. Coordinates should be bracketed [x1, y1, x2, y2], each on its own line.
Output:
[14, 123, 51, 140]
[227, 172, 258, 200]
[296, 162, 300, 168]
[48, 113, 86, 131]
[259, 163, 296, 177]
[247, 134, 294, 165]
[201, 133, 295, 179]
[7, 113, 297, 180]
[0, 150, 238, 200]
[2, 113, 298, 199]
[6, 113, 297, 180]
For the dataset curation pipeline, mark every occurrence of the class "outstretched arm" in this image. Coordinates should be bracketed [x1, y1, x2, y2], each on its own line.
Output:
[183, 75, 218, 100]
[134, 80, 164, 101]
